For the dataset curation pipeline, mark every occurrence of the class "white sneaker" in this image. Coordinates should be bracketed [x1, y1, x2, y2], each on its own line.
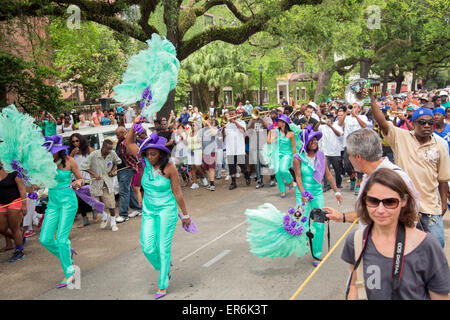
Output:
[236, 172, 241, 178]
[225, 175, 231, 181]
[100, 215, 110, 229]
[111, 225, 119, 232]
[129, 210, 140, 218]
[116, 216, 129, 223]
[190, 183, 199, 189]
[209, 185, 215, 191]
[201, 178, 208, 186]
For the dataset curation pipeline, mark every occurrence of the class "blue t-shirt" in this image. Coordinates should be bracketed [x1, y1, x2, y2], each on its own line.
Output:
[179, 112, 190, 125]
[434, 123, 450, 153]
[101, 116, 111, 125]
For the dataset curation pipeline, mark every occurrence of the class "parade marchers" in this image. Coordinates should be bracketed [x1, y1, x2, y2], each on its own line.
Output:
[0, 87, 450, 300]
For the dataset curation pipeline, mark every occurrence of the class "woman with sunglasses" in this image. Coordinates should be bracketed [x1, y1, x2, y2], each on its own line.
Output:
[69, 133, 96, 227]
[126, 115, 191, 299]
[342, 168, 450, 300]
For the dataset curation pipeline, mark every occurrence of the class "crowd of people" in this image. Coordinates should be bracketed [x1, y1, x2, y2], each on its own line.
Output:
[1, 86, 449, 300]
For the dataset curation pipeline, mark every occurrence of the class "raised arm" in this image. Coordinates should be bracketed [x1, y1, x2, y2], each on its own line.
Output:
[125, 116, 141, 159]
[369, 89, 390, 136]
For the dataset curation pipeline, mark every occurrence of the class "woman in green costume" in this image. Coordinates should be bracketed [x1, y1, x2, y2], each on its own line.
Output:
[293, 125, 343, 267]
[126, 115, 191, 299]
[40, 135, 84, 288]
[267, 114, 296, 198]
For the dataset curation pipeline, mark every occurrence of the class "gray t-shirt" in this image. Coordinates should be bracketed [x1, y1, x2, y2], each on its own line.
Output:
[341, 229, 450, 300]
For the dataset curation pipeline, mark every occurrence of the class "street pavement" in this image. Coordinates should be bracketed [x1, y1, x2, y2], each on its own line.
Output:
[1, 175, 449, 300]
[35, 181, 365, 300]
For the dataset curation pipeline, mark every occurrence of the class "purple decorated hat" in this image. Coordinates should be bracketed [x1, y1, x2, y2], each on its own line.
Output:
[277, 113, 291, 124]
[138, 132, 171, 157]
[298, 125, 322, 154]
[42, 135, 69, 154]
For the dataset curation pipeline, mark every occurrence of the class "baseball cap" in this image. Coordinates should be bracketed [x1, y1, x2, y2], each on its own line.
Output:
[439, 90, 448, 97]
[307, 102, 317, 109]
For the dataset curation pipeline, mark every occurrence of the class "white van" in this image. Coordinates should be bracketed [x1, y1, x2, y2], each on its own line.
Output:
[61, 123, 154, 194]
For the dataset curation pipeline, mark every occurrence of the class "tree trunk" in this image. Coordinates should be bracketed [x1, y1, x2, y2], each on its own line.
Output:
[411, 72, 416, 92]
[395, 73, 404, 94]
[314, 70, 331, 101]
[214, 86, 221, 109]
[381, 69, 390, 96]
[359, 58, 371, 79]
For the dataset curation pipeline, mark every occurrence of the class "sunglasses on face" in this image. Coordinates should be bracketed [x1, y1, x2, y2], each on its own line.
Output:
[416, 119, 434, 126]
[365, 196, 400, 209]
[71, 139, 79, 143]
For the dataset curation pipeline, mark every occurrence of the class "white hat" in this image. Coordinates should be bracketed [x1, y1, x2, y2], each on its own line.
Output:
[307, 102, 317, 109]
[439, 90, 448, 96]
[419, 94, 429, 101]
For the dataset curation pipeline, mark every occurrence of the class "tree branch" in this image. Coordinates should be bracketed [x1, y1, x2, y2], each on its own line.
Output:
[193, 0, 250, 23]
[180, 0, 322, 61]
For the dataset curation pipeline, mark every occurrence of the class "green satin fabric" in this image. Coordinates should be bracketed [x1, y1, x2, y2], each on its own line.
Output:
[275, 132, 294, 193]
[295, 152, 325, 259]
[140, 158, 178, 290]
[39, 169, 78, 278]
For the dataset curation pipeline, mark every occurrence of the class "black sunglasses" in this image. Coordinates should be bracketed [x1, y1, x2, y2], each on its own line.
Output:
[71, 139, 80, 143]
[365, 196, 400, 209]
[416, 119, 434, 126]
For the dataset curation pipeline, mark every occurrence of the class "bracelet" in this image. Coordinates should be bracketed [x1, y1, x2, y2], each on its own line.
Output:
[182, 215, 190, 219]
[342, 212, 346, 223]
[335, 192, 342, 196]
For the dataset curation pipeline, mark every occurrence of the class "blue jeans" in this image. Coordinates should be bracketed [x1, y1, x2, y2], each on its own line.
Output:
[118, 167, 141, 217]
[419, 213, 445, 248]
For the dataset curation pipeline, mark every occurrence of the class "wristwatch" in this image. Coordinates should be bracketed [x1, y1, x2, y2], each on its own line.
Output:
[342, 212, 346, 223]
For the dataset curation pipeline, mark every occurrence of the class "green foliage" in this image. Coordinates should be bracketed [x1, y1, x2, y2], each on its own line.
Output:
[48, 18, 140, 103]
[183, 41, 249, 109]
[0, 51, 66, 114]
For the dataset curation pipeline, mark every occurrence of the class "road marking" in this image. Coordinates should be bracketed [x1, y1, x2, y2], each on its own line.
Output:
[202, 250, 231, 268]
[179, 221, 246, 262]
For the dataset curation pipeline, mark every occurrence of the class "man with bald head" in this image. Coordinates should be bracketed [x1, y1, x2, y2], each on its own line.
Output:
[115, 126, 142, 223]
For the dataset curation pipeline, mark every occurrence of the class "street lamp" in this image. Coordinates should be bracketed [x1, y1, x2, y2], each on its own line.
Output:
[259, 64, 264, 107]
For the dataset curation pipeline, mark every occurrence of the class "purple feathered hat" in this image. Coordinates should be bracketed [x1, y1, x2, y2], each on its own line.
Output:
[298, 125, 322, 154]
[138, 132, 171, 158]
[42, 135, 69, 154]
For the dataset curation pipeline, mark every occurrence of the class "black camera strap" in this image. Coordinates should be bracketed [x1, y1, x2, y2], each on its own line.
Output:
[306, 206, 331, 262]
[345, 223, 406, 300]
[391, 223, 406, 300]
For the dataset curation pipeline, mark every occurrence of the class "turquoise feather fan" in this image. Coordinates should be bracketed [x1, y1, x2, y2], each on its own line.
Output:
[245, 203, 310, 258]
[113, 33, 180, 119]
[0, 105, 57, 188]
